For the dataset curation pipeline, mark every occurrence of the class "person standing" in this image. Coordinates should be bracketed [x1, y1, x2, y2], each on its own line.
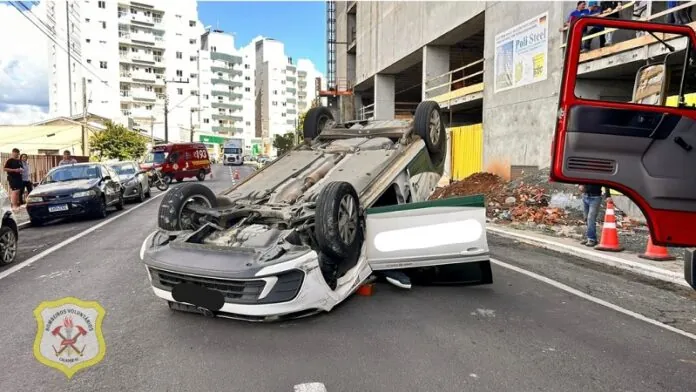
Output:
[19, 154, 32, 205]
[600, 1, 622, 45]
[58, 150, 77, 166]
[3, 148, 24, 211]
[579, 183, 612, 247]
[633, 1, 648, 37]
[582, 2, 606, 52]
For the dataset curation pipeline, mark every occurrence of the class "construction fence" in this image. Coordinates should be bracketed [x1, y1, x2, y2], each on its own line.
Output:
[1, 153, 90, 193]
[449, 124, 483, 181]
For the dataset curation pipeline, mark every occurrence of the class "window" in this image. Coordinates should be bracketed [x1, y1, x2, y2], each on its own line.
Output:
[204, 118, 210, 124]
[176, 70, 183, 77]
[99, 40, 106, 44]
[85, 18, 90, 23]
[203, 94, 209, 100]
[177, 88, 183, 95]
[101, 21, 106, 29]
[189, 20, 196, 27]
[87, 59, 92, 64]
[87, 79, 92, 84]
[273, 90, 277, 95]
[281, 113, 286, 117]
[245, 87, 250, 92]
[246, 121, 251, 126]
[99, 61, 107, 69]
[190, 73, 197, 79]
[190, 56, 197, 62]
[245, 64, 250, 69]
[176, 51, 182, 59]
[190, 90, 198, 96]
[98, 0, 105, 8]
[189, 39, 197, 45]
[211, 46, 217, 52]
[245, 76, 251, 81]
[146, 105, 153, 110]
[272, 101, 277, 106]
[86, 38, 91, 43]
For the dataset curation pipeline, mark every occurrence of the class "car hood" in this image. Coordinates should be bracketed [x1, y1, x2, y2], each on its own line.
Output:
[34, 179, 99, 195]
[119, 174, 135, 182]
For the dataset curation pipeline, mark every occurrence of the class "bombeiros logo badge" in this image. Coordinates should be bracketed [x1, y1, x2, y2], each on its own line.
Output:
[33, 297, 106, 379]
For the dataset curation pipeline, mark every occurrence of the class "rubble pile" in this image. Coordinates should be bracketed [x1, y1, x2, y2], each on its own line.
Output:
[429, 170, 578, 225]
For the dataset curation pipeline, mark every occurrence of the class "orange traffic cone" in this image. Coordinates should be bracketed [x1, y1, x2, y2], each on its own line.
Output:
[356, 283, 375, 296]
[594, 200, 624, 252]
[638, 236, 676, 261]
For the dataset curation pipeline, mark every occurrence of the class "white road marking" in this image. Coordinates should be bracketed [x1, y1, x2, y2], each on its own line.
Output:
[0, 190, 169, 281]
[490, 258, 696, 341]
[294, 383, 327, 392]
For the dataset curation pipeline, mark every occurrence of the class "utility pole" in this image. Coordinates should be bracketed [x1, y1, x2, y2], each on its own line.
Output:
[163, 78, 190, 143]
[81, 77, 88, 156]
[66, 0, 73, 117]
[150, 115, 155, 146]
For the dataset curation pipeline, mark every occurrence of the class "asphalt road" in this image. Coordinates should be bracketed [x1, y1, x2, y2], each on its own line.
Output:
[0, 163, 694, 392]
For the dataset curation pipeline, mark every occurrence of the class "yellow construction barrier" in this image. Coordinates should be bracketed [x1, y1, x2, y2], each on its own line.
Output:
[450, 124, 483, 181]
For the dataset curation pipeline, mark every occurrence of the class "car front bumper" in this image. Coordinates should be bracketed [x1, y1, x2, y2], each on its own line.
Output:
[140, 231, 345, 321]
[27, 196, 101, 220]
[122, 182, 141, 199]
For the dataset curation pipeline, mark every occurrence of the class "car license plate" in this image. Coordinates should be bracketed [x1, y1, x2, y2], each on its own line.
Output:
[171, 283, 225, 312]
[48, 204, 69, 213]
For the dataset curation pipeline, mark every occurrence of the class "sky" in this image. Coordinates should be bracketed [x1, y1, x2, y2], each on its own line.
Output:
[0, 1, 326, 125]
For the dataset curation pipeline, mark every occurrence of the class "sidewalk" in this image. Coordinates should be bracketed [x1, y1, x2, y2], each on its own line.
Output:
[487, 223, 689, 288]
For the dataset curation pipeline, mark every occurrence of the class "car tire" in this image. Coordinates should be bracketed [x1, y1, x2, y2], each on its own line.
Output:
[414, 100, 446, 165]
[115, 192, 125, 211]
[196, 170, 206, 181]
[138, 185, 146, 203]
[303, 106, 334, 141]
[30, 217, 44, 227]
[314, 181, 363, 260]
[158, 183, 218, 231]
[0, 225, 18, 265]
[94, 196, 108, 219]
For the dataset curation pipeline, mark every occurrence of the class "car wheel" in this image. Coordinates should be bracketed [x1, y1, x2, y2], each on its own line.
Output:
[115, 192, 125, 211]
[138, 185, 146, 203]
[30, 217, 44, 227]
[158, 183, 217, 231]
[0, 226, 18, 265]
[145, 185, 152, 198]
[414, 100, 447, 165]
[94, 197, 108, 219]
[314, 181, 363, 260]
[303, 106, 334, 141]
[196, 170, 206, 181]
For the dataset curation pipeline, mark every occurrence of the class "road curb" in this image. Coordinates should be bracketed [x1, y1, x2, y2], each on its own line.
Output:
[487, 226, 690, 288]
[17, 221, 31, 231]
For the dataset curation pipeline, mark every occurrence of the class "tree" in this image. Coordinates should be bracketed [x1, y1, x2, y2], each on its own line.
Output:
[272, 132, 296, 156]
[295, 110, 307, 144]
[90, 121, 149, 161]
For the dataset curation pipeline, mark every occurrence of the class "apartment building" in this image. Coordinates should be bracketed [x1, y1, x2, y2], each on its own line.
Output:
[46, 0, 205, 142]
[239, 37, 260, 153]
[296, 59, 327, 113]
[197, 29, 244, 144]
[253, 38, 299, 156]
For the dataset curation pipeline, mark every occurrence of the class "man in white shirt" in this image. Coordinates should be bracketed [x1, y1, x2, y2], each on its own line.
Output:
[58, 150, 77, 166]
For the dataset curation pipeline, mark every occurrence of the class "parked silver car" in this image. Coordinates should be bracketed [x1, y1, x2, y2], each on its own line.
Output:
[109, 161, 150, 202]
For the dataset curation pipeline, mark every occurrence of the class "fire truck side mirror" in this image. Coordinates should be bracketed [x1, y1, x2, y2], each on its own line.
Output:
[632, 63, 668, 106]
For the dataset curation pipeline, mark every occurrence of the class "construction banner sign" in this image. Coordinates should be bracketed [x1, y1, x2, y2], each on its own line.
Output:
[33, 297, 106, 379]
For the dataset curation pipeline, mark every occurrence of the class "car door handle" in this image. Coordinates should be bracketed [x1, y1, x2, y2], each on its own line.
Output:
[674, 136, 693, 152]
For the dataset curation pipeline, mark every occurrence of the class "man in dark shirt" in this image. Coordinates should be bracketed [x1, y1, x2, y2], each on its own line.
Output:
[579, 183, 612, 247]
[600, 1, 622, 45]
[3, 148, 24, 211]
[582, 2, 606, 52]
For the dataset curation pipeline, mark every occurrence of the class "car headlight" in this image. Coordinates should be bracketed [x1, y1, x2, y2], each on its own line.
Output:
[26, 195, 43, 203]
[72, 189, 96, 198]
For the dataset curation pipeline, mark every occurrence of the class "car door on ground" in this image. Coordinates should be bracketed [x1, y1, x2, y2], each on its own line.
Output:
[364, 196, 489, 271]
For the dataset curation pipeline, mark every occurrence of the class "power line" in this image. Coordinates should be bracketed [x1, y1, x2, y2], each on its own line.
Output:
[9, 1, 111, 89]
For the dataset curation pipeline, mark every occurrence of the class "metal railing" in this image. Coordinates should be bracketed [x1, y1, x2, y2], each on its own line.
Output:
[358, 102, 420, 120]
[423, 58, 484, 100]
[560, 1, 696, 50]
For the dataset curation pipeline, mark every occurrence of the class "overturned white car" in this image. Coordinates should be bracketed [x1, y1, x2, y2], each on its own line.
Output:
[140, 101, 492, 321]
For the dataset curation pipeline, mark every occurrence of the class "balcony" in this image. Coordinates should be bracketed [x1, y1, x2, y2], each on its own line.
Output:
[287, 119, 295, 125]
[153, 74, 166, 85]
[287, 97, 296, 103]
[131, 108, 153, 118]
[423, 58, 484, 110]
[212, 126, 243, 134]
[132, 89, 157, 101]
[119, 12, 154, 25]
[153, 55, 163, 65]
[287, 87, 297, 94]
[211, 78, 242, 88]
[210, 52, 243, 65]
[286, 76, 296, 83]
[298, 70, 307, 77]
[119, 71, 133, 82]
[211, 66, 243, 77]
[120, 90, 132, 101]
[287, 109, 296, 115]
[212, 114, 242, 122]
[212, 102, 243, 110]
[130, 52, 154, 63]
[132, 72, 157, 83]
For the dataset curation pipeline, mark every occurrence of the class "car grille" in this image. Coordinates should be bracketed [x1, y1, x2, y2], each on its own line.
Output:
[148, 268, 305, 305]
[41, 194, 73, 201]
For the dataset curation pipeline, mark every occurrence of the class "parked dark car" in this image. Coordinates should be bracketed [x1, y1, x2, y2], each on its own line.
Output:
[26, 163, 124, 226]
[109, 161, 150, 202]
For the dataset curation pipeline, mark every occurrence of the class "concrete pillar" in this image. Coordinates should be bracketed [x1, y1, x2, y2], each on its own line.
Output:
[422, 45, 450, 101]
[374, 74, 395, 120]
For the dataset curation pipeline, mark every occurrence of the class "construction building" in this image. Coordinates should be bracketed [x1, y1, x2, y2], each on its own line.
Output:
[327, 1, 685, 180]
